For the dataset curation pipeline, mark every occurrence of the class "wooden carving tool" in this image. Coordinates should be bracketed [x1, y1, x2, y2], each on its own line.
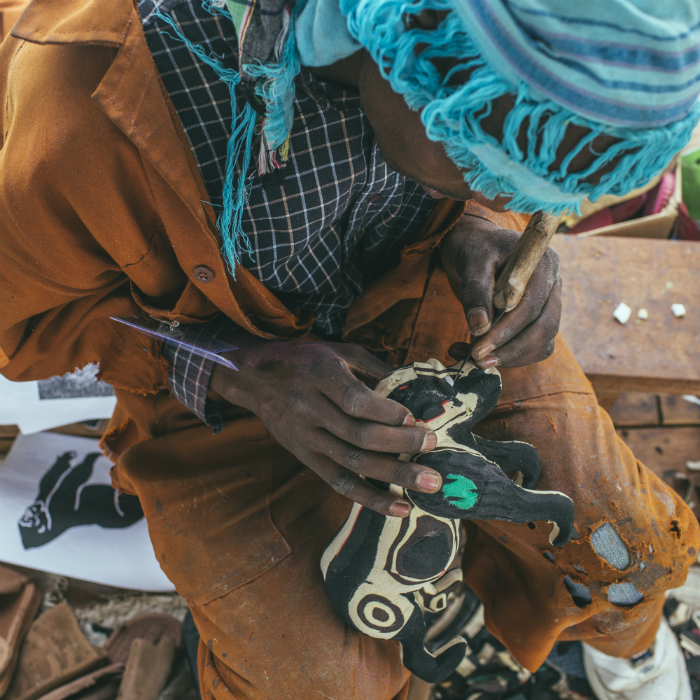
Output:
[492, 210, 561, 317]
[454, 210, 561, 378]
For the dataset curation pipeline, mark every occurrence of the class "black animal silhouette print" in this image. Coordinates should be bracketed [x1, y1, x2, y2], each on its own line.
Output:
[321, 359, 575, 683]
[18, 450, 143, 549]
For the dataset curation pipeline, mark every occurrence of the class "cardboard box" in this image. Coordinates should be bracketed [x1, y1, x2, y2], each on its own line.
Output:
[576, 161, 682, 240]
[566, 121, 700, 240]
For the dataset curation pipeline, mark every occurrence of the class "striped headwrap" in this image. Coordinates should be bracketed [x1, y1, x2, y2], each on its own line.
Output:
[327, 0, 700, 214]
[452, 1, 700, 129]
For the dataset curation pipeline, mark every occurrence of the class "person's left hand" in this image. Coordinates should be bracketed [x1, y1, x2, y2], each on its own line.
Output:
[441, 214, 562, 369]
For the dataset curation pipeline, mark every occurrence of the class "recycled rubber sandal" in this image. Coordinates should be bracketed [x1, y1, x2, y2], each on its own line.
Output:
[104, 613, 182, 666]
[0, 581, 41, 696]
[0, 564, 32, 597]
[36, 663, 123, 700]
[4, 602, 105, 700]
[115, 638, 176, 700]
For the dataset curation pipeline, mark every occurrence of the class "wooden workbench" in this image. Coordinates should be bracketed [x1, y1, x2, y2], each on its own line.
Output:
[551, 235, 700, 400]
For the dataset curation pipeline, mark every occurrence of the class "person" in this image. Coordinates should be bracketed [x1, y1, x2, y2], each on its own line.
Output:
[1, 0, 699, 698]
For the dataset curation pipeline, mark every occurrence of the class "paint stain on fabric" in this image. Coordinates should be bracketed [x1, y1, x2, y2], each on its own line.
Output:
[443, 474, 478, 510]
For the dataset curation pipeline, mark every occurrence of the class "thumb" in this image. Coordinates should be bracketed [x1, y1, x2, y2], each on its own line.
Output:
[459, 250, 502, 337]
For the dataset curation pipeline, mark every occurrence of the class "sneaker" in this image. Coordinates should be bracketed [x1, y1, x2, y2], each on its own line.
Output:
[582, 617, 692, 700]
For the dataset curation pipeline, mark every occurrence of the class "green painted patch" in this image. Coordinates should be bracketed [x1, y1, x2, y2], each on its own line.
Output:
[442, 474, 478, 510]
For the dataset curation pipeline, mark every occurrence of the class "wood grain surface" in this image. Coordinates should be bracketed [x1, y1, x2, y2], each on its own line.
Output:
[617, 426, 700, 520]
[608, 393, 660, 427]
[551, 235, 700, 395]
[661, 395, 700, 426]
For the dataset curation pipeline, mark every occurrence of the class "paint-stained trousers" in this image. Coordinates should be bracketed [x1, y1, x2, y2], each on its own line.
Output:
[113, 335, 700, 700]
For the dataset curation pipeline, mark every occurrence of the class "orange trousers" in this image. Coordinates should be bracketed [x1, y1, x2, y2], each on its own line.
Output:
[113, 336, 699, 700]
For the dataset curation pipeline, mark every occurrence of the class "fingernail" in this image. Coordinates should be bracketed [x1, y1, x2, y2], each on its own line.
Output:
[479, 355, 500, 368]
[476, 344, 496, 362]
[467, 308, 490, 334]
[421, 432, 437, 452]
[390, 502, 411, 517]
[416, 471, 441, 492]
[402, 413, 416, 427]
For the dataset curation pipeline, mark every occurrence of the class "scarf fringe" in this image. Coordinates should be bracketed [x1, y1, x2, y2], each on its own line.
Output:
[153, 4, 266, 277]
[245, 0, 307, 156]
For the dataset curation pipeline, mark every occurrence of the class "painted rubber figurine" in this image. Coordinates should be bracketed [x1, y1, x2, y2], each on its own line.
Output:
[321, 359, 575, 683]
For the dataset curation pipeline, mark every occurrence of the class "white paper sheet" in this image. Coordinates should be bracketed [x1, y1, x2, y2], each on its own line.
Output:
[0, 432, 174, 591]
[0, 366, 116, 434]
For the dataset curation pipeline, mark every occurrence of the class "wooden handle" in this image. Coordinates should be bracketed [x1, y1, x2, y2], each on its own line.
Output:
[493, 211, 561, 312]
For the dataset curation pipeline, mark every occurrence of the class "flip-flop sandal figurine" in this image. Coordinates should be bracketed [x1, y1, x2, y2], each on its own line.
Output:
[321, 359, 575, 683]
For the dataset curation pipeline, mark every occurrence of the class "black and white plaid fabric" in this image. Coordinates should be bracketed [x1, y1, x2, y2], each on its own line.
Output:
[161, 315, 234, 432]
[140, 0, 437, 428]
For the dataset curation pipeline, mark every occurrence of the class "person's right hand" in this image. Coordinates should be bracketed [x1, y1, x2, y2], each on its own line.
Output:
[209, 332, 441, 517]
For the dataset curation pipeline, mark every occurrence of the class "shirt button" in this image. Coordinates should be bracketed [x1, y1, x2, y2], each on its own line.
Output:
[193, 265, 214, 284]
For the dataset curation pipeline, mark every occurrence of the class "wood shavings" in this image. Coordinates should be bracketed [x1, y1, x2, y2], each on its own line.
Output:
[687, 460, 700, 472]
[672, 303, 687, 318]
[613, 302, 632, 324]
[637, 308, 648, 320]
[73, 593, 188, 646]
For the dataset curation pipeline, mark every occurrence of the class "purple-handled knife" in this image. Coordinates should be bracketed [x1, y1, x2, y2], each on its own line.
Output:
[110, 315, 239, 371]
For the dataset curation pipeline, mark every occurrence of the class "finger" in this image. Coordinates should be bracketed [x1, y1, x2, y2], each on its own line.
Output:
[321, 366, 421, 428]
[459, 240, 511, 337]
[477, 283, 561, 368]
[317, 396, 435, 455]
[308, 453, 412, 517]
[472, 275, 561, 364]
[320, 431, 442, 493]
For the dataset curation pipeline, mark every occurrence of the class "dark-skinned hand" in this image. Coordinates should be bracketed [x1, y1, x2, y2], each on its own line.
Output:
[210, 335, 441, 518]
[209, 215, 559, 518]
[441, 214, 562, 369]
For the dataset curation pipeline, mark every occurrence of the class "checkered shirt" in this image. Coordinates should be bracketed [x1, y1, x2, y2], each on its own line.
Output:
[140, 0, 436, 430]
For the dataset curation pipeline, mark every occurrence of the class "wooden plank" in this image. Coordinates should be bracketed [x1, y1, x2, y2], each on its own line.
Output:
[552, 235, 700, 395]
[0, 420, 108, 456]
[616, 427, 700, 475]
[0, 424, 19, 456]
[608, 393, 660, 427]
[660, 395, 700, 426]
[49, 419, 109, 439]
[617, 426, 700, 520]
[595, 391, 620, 412]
